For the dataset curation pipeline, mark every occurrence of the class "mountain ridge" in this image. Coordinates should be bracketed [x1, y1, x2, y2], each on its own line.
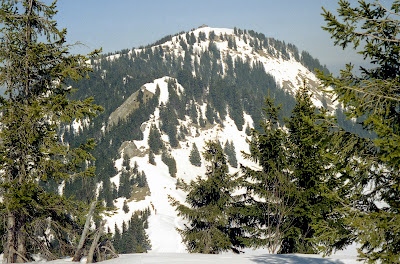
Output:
[62, 26, 337, 253]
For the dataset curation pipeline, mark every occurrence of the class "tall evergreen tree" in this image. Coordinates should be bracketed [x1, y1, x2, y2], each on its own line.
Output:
[148, 150, 156, 165]
[161, 150, 177, 177]
[171, 141, 245, 254]
[242, 93, 296, 254]
[224, 140, 238, 168]
[148, 124, 163, 154]
[113, 210, 151, 254]
[0, 1, 102, 262]
[122, 153, 131, 171]
[189, 143, 202, 167]
[242, 88, 338, 254]
[281, 87, 335, 254]
[315, 1, 400, 262]
[118, 170, 132, 199]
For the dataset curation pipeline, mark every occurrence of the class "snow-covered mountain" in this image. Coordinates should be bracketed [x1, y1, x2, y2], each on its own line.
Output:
[65, 26, 337, 253]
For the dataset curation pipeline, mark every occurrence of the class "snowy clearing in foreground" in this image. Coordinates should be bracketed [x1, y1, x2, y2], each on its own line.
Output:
[7, 249, 361, 264]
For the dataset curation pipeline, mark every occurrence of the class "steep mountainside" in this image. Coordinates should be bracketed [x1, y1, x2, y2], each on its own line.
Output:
[60, 26, 336, 253]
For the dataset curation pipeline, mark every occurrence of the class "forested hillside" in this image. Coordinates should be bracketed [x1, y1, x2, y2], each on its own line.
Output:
[63, 26, 331, 205]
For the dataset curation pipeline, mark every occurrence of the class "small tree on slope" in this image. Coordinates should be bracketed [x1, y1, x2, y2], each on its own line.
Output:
[189, 142, 201, 167]
[171, 141, 245, 254]
[0, 1, 102, 262]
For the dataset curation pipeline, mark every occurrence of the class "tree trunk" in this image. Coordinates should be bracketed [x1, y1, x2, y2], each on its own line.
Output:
[4, 210, 16, 263]
[72, 201, 97, 262]
[16, 223, 27, 263]
[87, 221, 105, 263]
[3, 211, 29, 263]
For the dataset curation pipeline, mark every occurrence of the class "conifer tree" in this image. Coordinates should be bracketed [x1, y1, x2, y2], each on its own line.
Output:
[242, 88, 338, 254]
[241, 96, 296, 254]
[171, 141, 245, 254]
[162, 150, 177, 177]
[224, 140, 238, 168]
[316, 1, 400, 262]
[112, 210, 151, 254]
[148, 150, 156, 165]
[189, 142, 202, 167]
[0, 1, 102, 262]
[123, 200, 130, 214]
[122, 153, 131, 171]
[113, 224, 122, 251]
[148, 124, 163, 154]
[118, 170, 132, 199]
[281, 87, 336, 254]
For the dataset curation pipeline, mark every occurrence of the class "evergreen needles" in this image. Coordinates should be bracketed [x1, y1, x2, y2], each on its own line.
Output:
[0, 1, 102, 262]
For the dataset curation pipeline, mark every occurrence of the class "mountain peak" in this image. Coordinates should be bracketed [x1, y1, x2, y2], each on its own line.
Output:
[65, 25, 340, 254]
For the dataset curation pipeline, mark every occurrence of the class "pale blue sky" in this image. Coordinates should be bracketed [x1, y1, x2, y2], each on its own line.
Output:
[55, 0, 377, 74]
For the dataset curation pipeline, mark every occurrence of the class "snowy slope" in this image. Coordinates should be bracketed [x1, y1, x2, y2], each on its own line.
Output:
[105, 76, 258, 253]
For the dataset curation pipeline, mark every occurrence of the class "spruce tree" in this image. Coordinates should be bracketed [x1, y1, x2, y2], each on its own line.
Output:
[316, 1, 400, 262]
[161, 150, 177, 177]
[118, 170, 132, 199]
[224, 140, 238, 168]
[0, 1, 102, 262]
[189, 143, 202, 167]
[122, 153, 131, 171]
[113, 210, 151, 254]
[113, 223, 122, 253]
[171, 141, 245, 254]
[242, 96, 295, 253]
[281, 87, 336, 254]
[242, 88, 338, 254]
[148, 150, 156, 165]
[148, 124, 163, 154]
[123, 200, 130, 214]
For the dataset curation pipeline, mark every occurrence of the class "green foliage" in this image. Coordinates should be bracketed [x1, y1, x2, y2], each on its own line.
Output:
[135, 171, 148, 188]
[189, 143, 202, 167]
[118, 170, 132, 199]
[148, 150, 156, 165]
[148, 124, 163, 154]
[0, 1, 103, 261]
[122, 153, 131, 171]
[113, 209, 151, 253]
[123, 200, 129, 214]
[205, 104, 216, 124]
[317, 1, 400, 262]
[162, 150, 177, 177]
[159, 103, 179, 148]
[242, 88, 339, 254]
[224, 140, 238, 168]
[300, 51, 330, 74]
[171, 141, 245, 254]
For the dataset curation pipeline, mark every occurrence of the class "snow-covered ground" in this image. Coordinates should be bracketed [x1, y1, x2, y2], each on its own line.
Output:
[109, 250, 361, 264]
[8, 247, 361, 264]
